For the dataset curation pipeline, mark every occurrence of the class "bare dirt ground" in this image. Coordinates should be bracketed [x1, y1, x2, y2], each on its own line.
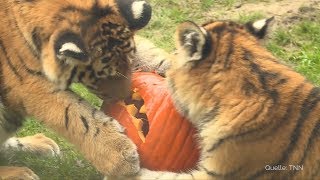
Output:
[207, 0, 320, 29]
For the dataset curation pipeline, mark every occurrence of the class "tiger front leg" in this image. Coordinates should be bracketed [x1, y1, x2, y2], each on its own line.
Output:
[7, 79, 139, 177]
[0, 166, 39, 180]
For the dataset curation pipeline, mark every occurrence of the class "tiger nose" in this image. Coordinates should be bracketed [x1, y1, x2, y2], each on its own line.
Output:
[115, 0, 152, 30]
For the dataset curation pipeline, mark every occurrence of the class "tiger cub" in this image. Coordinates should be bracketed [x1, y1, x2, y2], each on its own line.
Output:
[0, 0, 151, 179]
[134, 19, 320, 179]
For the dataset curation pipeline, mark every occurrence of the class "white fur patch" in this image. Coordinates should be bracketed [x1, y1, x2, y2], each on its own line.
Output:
[59, 42, 83, 53]
[132, 1, 146, 20]
[184, 31, 206, 61]
[252, 19, 267, 31]
[3, 137, 20, 149]
[200, 27, 207, 36]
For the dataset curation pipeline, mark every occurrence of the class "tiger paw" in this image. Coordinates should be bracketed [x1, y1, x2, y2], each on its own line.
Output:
[113, 134, 140, 175]
[94, 128, 140, 177]
[79, 110, 140, 177]
[3, 133, 60, 156]
[0, 166, 39, 180]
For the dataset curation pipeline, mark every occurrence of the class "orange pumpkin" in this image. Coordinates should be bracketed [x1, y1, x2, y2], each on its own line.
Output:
[101, 72, 200, 172]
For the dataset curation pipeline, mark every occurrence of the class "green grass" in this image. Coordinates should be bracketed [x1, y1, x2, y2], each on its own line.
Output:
[267, 19, 320, 85]
[2, 1, 320, 179]
[1, 119, 103, 179]
[237, 12, 265, 23]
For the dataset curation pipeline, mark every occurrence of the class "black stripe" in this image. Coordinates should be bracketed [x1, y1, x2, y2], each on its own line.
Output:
[31, 27, 42, 54]
[290, 119, 320, 177]
[211, 23, 227, 63]
[65, 104, 71, 129]
[200, 165, 241, 178]
[277, 87, 320, 163]
[0, 54, 8, 102]
[0, 41, 23, 82]
[17, 55, 42, 77]
[157, 60, 165, 69]
[92, 108, 98, 119]
[240, 100, 267, 128]
[207, 139, 224, 153]
[80, 116, 89, 134]
[209, 102, 266, 152]
[223, 30, 235, 69]
[90, 4, 114, 20]
[198, 101, 220, 129]
[94, 127, 100, 137]
[78, 71, 86, 83]
[243, 48, 282, 103]
[11, 13, 40, 59]
[249, 86, 320, 179]
[67, 66, 78, 87]
[242, 78, 259, 96]
[243, 48, 253, 61]
[207, 85, 303, 153]
[249, 60, 279, 104]
[3, 109, 24, 133]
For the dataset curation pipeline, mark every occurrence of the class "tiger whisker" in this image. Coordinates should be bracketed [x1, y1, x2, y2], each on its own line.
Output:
[116, 71, 129, 79]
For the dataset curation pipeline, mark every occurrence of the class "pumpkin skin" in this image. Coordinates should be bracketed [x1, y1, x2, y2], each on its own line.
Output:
[101, 72, 200, 172]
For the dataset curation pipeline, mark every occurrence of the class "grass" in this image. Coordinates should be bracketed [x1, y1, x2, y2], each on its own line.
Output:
[2, 0, 320, 179]
[267, 19, 320, 85]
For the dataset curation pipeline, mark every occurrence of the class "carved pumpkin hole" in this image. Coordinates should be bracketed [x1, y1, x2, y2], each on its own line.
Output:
[121, 88, 149, 142]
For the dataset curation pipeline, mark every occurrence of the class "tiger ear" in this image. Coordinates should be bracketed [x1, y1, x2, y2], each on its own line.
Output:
[54, 32, 89, 64]
[116, 0, 152, 30]
[175, 21, 211, 65]
[245, 17, 274, 39]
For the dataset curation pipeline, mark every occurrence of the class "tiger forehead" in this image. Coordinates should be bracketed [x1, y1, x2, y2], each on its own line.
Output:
[56, 3, 124, 28]
[60, 4, 116, 17]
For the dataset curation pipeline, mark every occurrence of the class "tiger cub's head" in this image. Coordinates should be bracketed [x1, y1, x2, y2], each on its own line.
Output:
[167, 18, 275, 124]
[13, 0, 151, 99]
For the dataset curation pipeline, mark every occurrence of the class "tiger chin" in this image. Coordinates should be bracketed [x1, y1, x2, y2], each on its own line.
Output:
[0, 0, 152, 179]
[130, 18, 320, 179]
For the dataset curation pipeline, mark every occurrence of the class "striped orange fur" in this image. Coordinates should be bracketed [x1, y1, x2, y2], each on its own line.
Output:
[133, 18, 320, 180]
[0, 0, 151, 178]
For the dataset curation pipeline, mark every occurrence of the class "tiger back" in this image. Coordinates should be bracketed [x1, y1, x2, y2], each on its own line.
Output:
[135, 18, 320, 179]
